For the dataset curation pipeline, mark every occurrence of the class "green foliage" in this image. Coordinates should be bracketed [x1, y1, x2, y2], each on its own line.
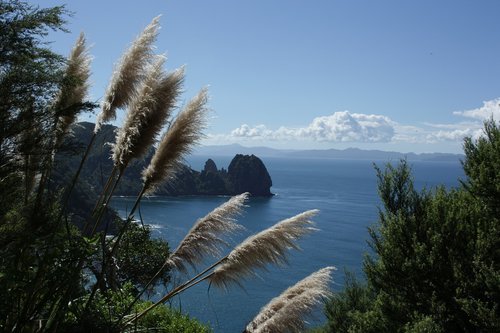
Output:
[0, 199, 94, 330]
[63, 283, 137, 333]
[0, 0, 67, 214]
[133, 301, 212, 333]
[324, 273, 386, 333]
[402, 315, 444, 333]
[115, 221, 170, 289]
[462, 118, 500, 216]
[62, 283, 211, 333]
[323, 120, 500, 332]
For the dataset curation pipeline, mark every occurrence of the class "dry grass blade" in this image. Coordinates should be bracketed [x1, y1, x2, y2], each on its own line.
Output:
[54, 32, 91, 145]
[245, 266, 335, 333]
[95, 16, 160, 133]
[112, 57, 184, 169]
[142, 88, 208, 194]
[167, 192, 249, 273]
[208, 210, 319, 289]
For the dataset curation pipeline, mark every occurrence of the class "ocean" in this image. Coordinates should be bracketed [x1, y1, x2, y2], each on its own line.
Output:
[111, 156, 465, 332]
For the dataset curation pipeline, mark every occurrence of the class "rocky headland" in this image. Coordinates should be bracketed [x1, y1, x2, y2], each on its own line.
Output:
[54, 122, 273, 198]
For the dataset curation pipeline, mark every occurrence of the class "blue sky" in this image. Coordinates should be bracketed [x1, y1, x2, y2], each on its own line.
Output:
[36, 0, 500, 153]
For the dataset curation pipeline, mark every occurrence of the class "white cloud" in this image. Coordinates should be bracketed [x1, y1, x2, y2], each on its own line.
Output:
[408, 121, 484, 143]
[230, 111, 395, 143]
[213, 98, 500, 150]
[231, 124, 272, 138]
[453, 98, 500, 121]
[428, 128, 482, 142]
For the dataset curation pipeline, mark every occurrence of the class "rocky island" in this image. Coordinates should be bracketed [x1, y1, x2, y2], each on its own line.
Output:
[52, 122, 273, 230]
[55, 122, 273, 197]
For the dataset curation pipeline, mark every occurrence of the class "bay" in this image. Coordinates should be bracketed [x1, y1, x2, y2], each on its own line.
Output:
[111, 156, 464, 332]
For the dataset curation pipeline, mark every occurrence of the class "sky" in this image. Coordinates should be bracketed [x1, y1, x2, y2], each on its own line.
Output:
[35, 0, 500, 153]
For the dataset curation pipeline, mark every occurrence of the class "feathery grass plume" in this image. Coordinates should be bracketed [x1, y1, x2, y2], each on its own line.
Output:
[208, 209, 319, 289]
[167, 192, 249, 273]
[54, 32, 92, 145]
[95, 16, 160, 133]
[245, 266, 335, 333]
[112, 57, 184, 169]
[142, 88, 208, 194]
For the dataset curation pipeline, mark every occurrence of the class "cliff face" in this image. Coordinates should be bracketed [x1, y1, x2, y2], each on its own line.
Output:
[197, 159, 227, 195]
[54, 122, 273, 197]
[157, 156, 273, 197]
[227, 154, 273, 196]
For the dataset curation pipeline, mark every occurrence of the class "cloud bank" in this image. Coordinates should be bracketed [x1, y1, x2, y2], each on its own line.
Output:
[213, 98, 499, 147]
[231, 111, 395, 143]
[453, 98, 500, 121]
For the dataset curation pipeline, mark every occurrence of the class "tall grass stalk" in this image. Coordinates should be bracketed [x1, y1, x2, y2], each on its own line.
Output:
[124, 210, 319, 326]
[112, 57, 184, 170]
[107, 88, 208, 256]
[116, 193, 248, 324]
[86, 89, 208, 312]
[34, 33, 92, 213]
[244, 267, 335, 332]
[65, 17, 162, 222]
[167, 192, 248, 272]
[142, 87, 209, 194]
[209, 209, 319, 289]
[66, 16, 161, 237]
[95, 16, 160, 133]
[54, 32, 92, 148]
[88, 59, 184, 236]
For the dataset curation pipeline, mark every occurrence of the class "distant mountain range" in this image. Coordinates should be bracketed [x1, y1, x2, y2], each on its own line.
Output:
[193, 144, 464, 162]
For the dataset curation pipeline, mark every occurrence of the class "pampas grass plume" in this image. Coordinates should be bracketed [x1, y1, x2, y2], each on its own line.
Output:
[142, 88, 208, 194]
[112, 56, 184, 169]
[245, 266, 335, 333]
[167, 192, 249, 273]
[208, 210, 319, 289]
[95, 16, 160, 133]
[54, 32, 91, 144]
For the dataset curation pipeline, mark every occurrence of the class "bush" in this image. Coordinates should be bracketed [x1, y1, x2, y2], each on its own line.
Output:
[322, 119, 500, 332]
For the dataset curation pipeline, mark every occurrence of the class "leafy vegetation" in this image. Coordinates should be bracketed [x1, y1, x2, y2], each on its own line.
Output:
[0, 2, 207, 331]
[320, 119, 500, 332]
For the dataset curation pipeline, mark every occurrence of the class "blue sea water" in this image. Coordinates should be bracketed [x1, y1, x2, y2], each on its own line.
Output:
[111, 156, 464, 332]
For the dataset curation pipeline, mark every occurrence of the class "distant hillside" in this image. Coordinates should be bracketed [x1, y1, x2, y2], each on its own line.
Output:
[194, 143, 463, 162]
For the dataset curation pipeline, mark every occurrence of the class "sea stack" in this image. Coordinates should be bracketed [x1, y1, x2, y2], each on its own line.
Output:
[227, 154, 273, 197]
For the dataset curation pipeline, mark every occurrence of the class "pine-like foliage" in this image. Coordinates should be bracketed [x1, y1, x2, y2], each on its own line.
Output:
[324, 120, 500, 333]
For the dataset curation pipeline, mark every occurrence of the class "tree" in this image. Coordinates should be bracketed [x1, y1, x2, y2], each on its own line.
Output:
[322, 119, 500, 332]
[0, 0, 67, 214]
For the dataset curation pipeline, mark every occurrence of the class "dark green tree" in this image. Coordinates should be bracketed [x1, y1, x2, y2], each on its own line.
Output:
[322, 119, 500, 332]
[323, 272, 385, 333]
[0, 0, 67, 215]
[457, 119, 500, 329]
[112, 221, 170, 290]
